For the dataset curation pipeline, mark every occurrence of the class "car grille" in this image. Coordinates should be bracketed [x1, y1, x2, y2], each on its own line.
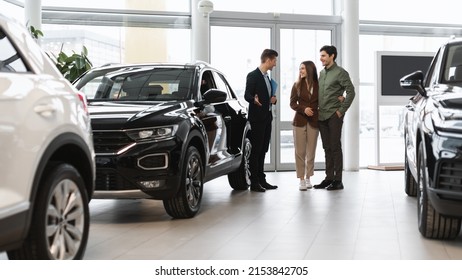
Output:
[93, 131, 133, 154]
[437, 161, 462, 199]
[95, 169, 135, 191]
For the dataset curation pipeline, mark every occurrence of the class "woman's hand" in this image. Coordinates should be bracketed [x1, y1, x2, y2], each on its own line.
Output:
[304, 107, 314, 116]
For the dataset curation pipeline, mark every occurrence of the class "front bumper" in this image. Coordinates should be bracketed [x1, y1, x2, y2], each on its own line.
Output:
[428, 133, 462, 217]
[93, 137, 183, 200]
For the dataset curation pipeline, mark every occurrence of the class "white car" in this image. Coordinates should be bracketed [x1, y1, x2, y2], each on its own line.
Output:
[0, 14, 95, 259]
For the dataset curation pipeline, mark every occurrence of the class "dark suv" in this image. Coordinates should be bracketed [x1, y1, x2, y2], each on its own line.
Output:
[401, 39, 462, 239]
[74, 63, 251, 218]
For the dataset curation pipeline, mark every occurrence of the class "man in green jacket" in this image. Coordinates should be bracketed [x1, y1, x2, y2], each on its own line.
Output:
[314, 45, 355, 191]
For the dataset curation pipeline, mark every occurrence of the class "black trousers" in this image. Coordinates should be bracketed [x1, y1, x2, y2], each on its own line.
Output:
[249, 117, 272, 186]
[318, 113, 344, 181]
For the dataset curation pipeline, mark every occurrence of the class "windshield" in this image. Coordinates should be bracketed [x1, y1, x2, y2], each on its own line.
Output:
[443, 43, 462, 83]
[75, 66, 195, 101]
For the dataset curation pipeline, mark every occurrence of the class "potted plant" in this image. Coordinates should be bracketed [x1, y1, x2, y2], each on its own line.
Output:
[28, 25, 93, 82]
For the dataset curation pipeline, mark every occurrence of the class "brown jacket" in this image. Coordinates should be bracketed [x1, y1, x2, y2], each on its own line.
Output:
[289, 81, 319, 128]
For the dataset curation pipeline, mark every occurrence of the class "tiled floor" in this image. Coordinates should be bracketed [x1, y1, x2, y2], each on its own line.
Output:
[2, 169, 462, 260]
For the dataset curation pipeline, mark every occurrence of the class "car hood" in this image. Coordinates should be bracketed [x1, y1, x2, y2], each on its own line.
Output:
[88, 101, 186, 130]
[433, 86, 462, 110]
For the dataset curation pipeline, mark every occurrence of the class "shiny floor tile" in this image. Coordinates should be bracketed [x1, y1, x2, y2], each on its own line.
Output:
[1, 169, 462, 260]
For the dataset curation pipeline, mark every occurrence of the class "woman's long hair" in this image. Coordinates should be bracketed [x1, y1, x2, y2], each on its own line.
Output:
[295, 60, 318, 94]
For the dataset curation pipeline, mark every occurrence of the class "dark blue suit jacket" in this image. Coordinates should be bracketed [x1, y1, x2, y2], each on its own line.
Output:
[244, 67, 273, 123]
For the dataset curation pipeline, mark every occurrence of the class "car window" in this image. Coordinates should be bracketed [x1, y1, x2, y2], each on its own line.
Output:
[443, 44, 462, 83]
[425, 48, 441, 87]
[200, 70, 216, 95]
[79, 67, 195, 101]
[213, 72, 233, 99]
[0, 28, 28, 73]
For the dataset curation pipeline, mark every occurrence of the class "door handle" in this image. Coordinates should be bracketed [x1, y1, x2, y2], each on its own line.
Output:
[405, 104, 414, 112]
[34, 104, 57, 118]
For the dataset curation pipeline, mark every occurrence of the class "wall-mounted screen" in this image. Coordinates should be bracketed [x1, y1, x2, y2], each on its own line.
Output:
[380, 54, 433, 96]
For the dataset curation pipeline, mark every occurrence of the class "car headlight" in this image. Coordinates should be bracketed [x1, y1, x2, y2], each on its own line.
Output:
[432, 106, 462, 134]
[126, 125, 178, 141]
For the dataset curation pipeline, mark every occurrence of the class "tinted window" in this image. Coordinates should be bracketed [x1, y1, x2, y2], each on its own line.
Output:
[443, 44, 462, 83]
[213, 72, 232, 99]
[78, 67, 195, 101]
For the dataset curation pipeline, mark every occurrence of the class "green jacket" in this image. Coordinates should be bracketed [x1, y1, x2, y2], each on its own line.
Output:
[318, 63, 355, 121]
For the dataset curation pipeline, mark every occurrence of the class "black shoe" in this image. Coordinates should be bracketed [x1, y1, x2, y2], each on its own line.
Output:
[250, 184, 266, 192]
[326, 180, 344, 191]
[261, 181, 278, 190]
[313, 179, 332, 189]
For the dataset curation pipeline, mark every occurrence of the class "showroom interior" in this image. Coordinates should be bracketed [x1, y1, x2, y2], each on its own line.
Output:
[1, 0, 462, 260]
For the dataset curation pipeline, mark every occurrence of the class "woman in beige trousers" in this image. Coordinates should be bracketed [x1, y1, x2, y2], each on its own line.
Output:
[290, 61, 319, 190]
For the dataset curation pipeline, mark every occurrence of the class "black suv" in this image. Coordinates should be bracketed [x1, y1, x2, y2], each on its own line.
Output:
[401, 39, 462, 239]
[74, 63, 251, 218]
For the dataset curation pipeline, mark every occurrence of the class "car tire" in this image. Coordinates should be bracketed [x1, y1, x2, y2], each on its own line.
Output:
[417, 142, 461, 239]
[404, 143, 417, 197]
[227, 137, 251, 190]
[7, 163, 90, 259]
[163, 146, 203, 218]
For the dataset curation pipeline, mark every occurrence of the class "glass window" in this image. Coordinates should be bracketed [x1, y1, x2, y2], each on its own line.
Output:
[0, 1, 23, 20]
[211, 26, 271, 104]
[359, 0, 462, 24]
[279, 28, 331, 123]
[76, 67, 195, 101]
[41, 0, 190, 12]
[213, 0, 332, 15]
[378, 105, 406, 164]
[213, 72, 232, 98]
[359, 34, 448, 166]
[41, 24, 190, 67]
[443, 44, 462, 83]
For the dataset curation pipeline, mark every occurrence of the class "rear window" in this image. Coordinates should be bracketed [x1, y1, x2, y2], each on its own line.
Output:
[76, 67, 195, 101]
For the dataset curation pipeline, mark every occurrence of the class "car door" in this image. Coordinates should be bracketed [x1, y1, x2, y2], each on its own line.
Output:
[198, 70, 229, 166]
[406, 49, 441, 176]
[211, 71, 247, 155]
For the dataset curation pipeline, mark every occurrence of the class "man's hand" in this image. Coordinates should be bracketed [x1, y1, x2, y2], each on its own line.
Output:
[270, 96, 277, 104]
[254, 94, 262, 106]
[336, 110, 343, 118]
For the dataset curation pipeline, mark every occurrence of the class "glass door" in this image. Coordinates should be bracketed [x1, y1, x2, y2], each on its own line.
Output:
[211, 23, 335, 171]
[276, 27, 332, 170]
[211, 25, 276, 168]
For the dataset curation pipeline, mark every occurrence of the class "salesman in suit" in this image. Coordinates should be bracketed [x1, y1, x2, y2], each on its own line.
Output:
[244, 49, 279, 192]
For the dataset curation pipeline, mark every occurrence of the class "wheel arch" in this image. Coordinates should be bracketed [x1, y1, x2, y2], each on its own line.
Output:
[240, 121, 252, 151]
[184, 128, 207, 170]
[29, 132, 95, 220]
[13, 133, 93, 244]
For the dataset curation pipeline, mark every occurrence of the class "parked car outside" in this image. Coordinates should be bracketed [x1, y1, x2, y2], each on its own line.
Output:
[0, 14, 95, 259]
[401, 38, 462, 239]
[73, 62, 251, 219]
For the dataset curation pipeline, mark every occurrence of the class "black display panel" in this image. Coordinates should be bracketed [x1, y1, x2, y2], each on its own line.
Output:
[381, 55, 433, 96]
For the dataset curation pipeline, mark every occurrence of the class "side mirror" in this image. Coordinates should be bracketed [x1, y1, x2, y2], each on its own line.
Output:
[202, 89, 227, 104]
[400, 70, 427, 97]
[194, 89, 227, 108]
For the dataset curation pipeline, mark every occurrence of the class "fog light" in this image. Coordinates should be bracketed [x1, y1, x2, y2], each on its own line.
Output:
[139, 180, 160, 189]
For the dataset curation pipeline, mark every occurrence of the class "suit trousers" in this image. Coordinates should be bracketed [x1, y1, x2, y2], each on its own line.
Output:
[318, 113, 344, 181]
[249, 117, 272, 185]
[293, 124, 319, 179]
